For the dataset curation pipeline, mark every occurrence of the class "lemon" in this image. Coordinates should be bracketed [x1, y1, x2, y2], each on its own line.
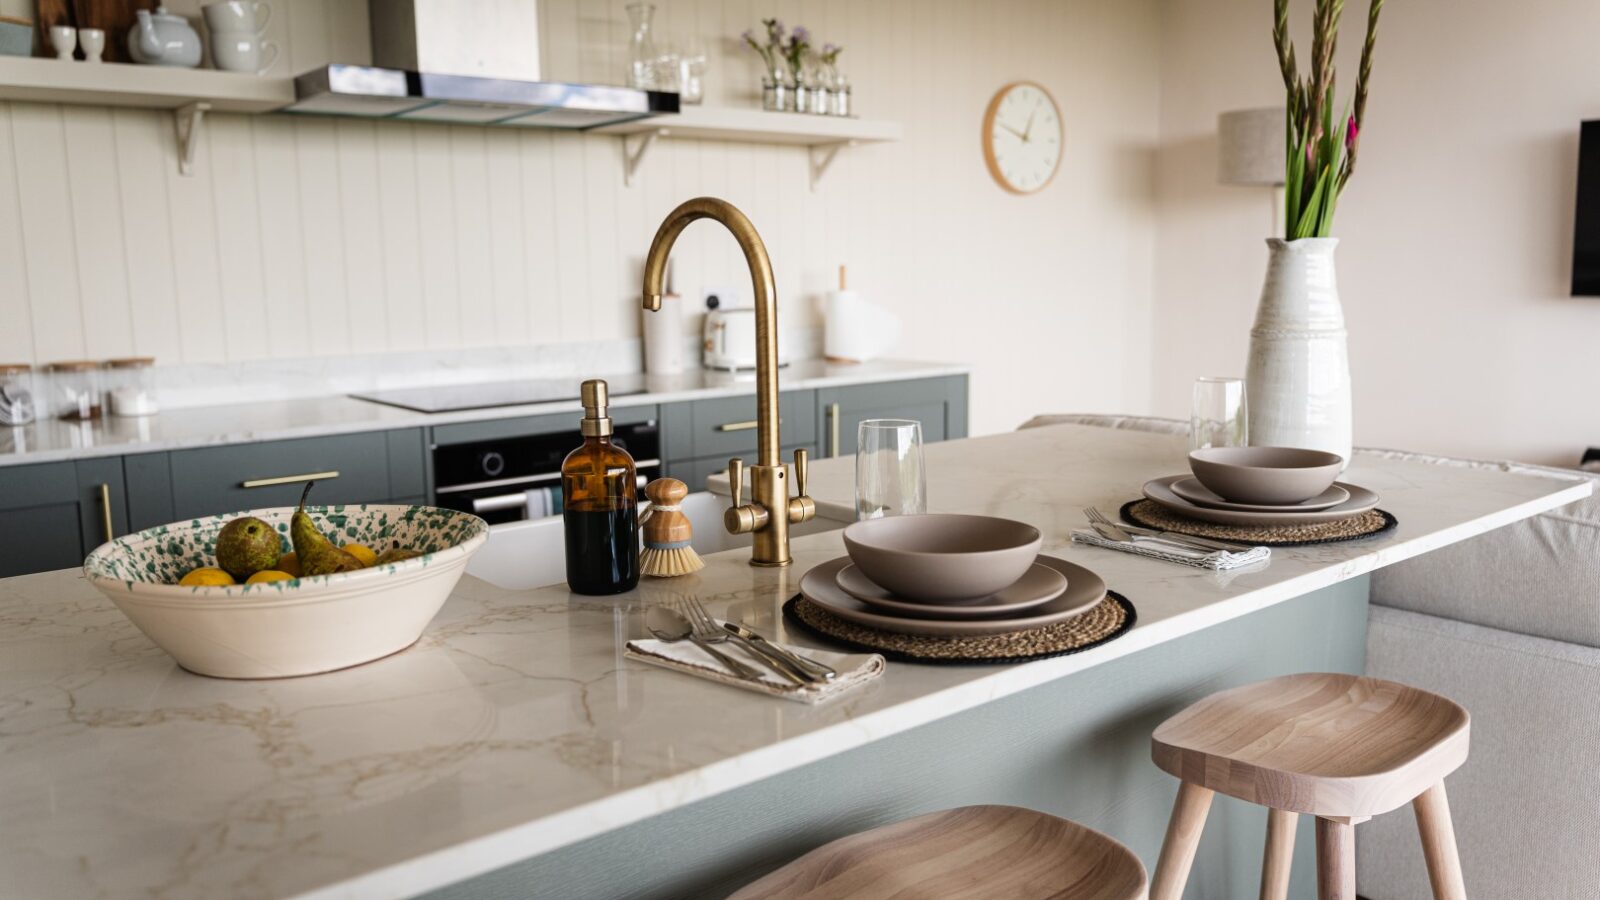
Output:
[246, 570, 295, 584]
[342, 544, 378, 567]
[276, 552, 302, 577]
[179, 567, 235, 587]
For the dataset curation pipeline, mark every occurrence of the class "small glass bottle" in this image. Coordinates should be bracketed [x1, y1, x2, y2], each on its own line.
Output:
[625, 2, 659, 90]
[562, 379, 640, 595]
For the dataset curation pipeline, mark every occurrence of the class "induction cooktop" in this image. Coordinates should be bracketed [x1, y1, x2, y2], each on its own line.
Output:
[351, 375, 646, 414]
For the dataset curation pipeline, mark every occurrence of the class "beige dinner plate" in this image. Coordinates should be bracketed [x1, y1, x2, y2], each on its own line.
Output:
[1169, 476, 1350, 512]
[835, 561, 1068, 619]
[1143, 475, 1379, 526]
[801, 555, 1106, 637]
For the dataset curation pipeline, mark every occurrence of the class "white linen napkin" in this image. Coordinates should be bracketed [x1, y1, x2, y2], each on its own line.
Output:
[625, 633, 884, 704]
[1071, 529, 1271, 570]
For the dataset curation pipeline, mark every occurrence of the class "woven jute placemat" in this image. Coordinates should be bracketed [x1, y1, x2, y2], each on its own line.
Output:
[1120, 500, 1398, 547]
[782, 591, 1136, 665]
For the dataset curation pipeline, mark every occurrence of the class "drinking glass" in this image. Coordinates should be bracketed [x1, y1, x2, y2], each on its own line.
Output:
[1191, 377, 1247, 451]
[856, 419, 926, 520]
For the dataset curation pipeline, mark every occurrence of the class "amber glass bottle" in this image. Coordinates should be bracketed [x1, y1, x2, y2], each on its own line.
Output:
[562, 380, 640, 595]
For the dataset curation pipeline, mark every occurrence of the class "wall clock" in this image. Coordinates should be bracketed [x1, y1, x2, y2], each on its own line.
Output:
[982, 81, 1063, 194]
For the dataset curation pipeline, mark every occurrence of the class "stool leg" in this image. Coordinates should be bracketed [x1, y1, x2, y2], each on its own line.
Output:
[1314, 818, 1355, 900]
[1259, 808, 1297, 900]
[1151, 781, 1214, 900]
[1412, 781, 1467, 900]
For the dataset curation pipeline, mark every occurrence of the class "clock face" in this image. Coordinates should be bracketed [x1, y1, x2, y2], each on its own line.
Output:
[983, 82, 1063, 194]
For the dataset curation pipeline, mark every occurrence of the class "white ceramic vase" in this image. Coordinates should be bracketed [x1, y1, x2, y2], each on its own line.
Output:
[1245, 237, 1353, 467]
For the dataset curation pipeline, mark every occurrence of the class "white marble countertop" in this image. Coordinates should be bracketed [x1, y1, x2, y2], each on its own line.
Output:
[0, 359, 968, 467]
[0, 424, 1587, 899]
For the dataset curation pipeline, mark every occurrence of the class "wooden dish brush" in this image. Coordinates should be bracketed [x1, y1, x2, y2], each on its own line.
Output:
[640, 478, 705, 577]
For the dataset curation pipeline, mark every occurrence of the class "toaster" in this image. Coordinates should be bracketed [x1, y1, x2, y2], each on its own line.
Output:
[703, 308, 789, 371]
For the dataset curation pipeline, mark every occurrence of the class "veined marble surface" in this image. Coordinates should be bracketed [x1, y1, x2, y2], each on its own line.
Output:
[0, 424, 1587, 899]
[0, 358, 967, 468]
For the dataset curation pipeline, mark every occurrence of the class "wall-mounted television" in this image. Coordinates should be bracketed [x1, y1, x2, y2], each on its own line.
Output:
[1575, 120, 1600, 295]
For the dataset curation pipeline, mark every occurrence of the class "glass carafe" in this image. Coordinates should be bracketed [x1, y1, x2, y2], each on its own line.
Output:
[626, 3, 659, 90]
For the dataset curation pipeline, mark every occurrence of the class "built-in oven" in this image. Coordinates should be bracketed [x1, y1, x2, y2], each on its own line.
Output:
[432, 421, 661, 526]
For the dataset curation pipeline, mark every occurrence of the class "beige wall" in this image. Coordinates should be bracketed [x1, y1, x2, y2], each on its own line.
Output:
[0, 0, 1161, 438]
[1151, 0, 1600, 465]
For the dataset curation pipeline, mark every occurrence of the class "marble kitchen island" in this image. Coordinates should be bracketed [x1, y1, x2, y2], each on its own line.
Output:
[0, 424, 1587, 900]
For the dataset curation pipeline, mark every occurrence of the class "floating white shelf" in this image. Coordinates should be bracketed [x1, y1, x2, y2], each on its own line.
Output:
[595, 106, 902, 189]
[0, 57, 295, 176]
[0, 56, 293, 112]
[0, 59, 900, 186]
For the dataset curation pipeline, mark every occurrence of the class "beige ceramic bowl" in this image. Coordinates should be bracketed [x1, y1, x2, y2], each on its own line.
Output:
[842, 514, 1042, 602]
[83, 504, 488, 679]
[1188, 446, 1345, 505]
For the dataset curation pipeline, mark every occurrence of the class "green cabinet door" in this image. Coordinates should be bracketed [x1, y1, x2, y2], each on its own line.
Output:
[816, 375, 969, 458]
[0, 458, 128, 577]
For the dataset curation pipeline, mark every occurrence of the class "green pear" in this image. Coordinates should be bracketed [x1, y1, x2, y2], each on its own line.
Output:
[215, 516, 283, 580]
[374, 546, 422, 566]
[292, 482, 364, 577]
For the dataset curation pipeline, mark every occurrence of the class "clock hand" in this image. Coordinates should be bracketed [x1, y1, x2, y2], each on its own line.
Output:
[1022, 107, 1038, 142]
[997, 122, 1026, 139]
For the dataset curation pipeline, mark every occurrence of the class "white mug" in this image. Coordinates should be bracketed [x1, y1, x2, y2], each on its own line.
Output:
[49, 25, 76, 60]
[211, 32, 277, 74]
[202, 0, 270, 35]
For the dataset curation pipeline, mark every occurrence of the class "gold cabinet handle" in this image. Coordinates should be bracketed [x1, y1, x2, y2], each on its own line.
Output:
[714, 418, 781, 433]
[241, 470, 340, 489]
[828, 403, 841, 457]
[98, 483, 113, 544]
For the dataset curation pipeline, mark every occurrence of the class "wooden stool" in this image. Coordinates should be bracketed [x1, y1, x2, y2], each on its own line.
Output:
[1148, 673, 1470, 900]
[731, 805, 1148, 900]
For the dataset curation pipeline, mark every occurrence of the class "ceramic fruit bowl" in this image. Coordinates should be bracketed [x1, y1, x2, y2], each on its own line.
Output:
[83, 504, 489, 679]
[842, 513, 1042, 602]
[1187, 446, 1344, 505]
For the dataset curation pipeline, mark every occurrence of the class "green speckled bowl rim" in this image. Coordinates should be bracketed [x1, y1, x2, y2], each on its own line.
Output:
[83, 504, 489, 604]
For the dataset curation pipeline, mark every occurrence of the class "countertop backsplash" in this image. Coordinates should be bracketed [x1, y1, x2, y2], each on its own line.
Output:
[90, 328, 819, 413]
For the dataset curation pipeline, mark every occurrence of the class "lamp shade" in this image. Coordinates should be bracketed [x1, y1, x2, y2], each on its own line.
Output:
[1217, 107, 1285, 187]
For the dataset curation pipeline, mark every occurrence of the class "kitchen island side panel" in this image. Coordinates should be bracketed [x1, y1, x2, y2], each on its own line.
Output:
[426, 575, 1369, 900]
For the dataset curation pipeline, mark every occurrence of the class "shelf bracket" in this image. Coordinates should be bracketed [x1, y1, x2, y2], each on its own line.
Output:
[174, 102, 211, 177]
[623, 128, 667, 186]
[808, 140, 857, 191]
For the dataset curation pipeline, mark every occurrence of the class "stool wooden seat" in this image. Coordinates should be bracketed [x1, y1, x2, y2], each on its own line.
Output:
[1149, 673, 1470, 900]
[730, 805, 1148, 900]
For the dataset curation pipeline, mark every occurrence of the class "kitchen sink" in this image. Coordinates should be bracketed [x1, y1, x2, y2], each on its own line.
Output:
[466, 491, 847, 591]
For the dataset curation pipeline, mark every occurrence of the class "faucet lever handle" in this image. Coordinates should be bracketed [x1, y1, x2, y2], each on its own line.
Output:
[793, 448, 809, 498]
[727, 457, 744, 508]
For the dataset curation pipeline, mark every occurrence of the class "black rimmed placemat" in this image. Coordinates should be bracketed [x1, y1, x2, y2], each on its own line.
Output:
[1120, 499, 1398, 547]
[782, 591, 1136, 665]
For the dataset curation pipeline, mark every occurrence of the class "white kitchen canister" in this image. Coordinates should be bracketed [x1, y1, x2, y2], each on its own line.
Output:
[1244, 237, 1353, 468]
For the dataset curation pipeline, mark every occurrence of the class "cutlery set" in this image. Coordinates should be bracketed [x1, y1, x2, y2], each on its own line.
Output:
[645, 597, 836, 686]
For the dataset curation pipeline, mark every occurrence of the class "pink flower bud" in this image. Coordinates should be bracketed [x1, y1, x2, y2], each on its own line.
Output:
[1345, 116, 1359, 148]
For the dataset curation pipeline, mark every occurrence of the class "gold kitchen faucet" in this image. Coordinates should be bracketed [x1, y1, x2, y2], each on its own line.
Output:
[641, 197, 816, 566]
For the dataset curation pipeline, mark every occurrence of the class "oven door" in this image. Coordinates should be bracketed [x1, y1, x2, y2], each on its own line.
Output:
[437, 461, 661, 526]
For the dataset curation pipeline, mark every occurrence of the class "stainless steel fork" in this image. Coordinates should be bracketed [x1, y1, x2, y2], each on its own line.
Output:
[681, 596, 809, 685]
[1083, 506, 1244, 554]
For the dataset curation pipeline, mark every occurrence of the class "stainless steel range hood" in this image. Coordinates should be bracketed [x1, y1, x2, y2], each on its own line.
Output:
[284, 0, 678, 128]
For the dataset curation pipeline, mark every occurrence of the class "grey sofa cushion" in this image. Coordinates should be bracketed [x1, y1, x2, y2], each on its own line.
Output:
[1360, 605, 1600, 900]
[1018, 413, 1189, 435]
[1363, 452, 1600, 649]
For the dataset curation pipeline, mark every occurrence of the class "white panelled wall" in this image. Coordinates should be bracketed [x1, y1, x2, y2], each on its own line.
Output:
[0, 0, 1160, 435]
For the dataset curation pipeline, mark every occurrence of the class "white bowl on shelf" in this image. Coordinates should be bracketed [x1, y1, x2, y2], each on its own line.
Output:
[82, 504, 488, 679]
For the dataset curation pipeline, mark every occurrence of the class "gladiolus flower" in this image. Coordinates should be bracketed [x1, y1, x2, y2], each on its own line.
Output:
[1345, 116, 1359, 148]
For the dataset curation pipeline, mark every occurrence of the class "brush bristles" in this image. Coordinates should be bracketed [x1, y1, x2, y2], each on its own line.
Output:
[640, 544, 705, 577]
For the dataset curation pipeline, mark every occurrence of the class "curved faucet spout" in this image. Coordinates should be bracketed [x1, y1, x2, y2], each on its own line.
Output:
[641, 197, 780, 467]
